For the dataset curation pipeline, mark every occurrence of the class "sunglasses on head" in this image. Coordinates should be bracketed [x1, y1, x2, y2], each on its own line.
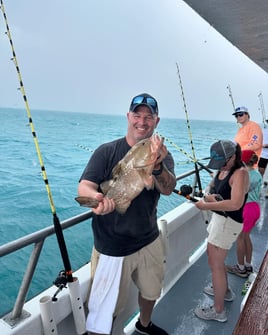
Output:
[234, 112, 246, 118]
[130, 95, 158, 114]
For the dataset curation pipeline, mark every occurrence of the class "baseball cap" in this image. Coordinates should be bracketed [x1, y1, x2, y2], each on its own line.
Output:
[232, 106, 248, 115]
[208, 140, 237, 169]
[129, 93, 158, 114]
[241, 150, 255, 164]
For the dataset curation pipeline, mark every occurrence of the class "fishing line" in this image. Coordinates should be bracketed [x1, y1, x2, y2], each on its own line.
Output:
[156, 131, 195, 161]
[175, 62, 203, 195]
[75, 143, 94, 152]
[0, 0, 73, 283]
[156, 131, 212, 173]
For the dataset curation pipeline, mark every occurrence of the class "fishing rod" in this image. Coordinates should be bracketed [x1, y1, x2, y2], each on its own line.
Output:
[227, 84, 236, 113]
[0, 0, 73, 284]
[175, 62, 203, 196]
[173, 185, 228, 220]
[1, 3, 86, 333]
[258, 92, 267, 127]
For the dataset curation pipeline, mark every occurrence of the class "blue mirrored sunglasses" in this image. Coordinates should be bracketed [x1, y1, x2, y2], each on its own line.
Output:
[130, 95, 158, 113]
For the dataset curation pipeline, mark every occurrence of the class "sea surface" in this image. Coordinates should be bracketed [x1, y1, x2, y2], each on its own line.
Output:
[0, 107, 238, 316]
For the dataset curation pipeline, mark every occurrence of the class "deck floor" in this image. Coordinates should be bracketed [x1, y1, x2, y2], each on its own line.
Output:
[133, 187, 268, 335]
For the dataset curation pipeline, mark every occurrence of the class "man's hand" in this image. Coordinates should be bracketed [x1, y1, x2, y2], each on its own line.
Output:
[151, 134, 167, 169]
[92, 194, 115, 215]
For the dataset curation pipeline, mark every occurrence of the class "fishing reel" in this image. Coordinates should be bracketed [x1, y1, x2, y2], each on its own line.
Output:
[173, 184, 200, 202]
[52, 270, 68, 301]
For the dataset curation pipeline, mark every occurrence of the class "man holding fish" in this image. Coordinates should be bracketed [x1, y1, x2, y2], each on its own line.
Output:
[77, 93, 176, 335]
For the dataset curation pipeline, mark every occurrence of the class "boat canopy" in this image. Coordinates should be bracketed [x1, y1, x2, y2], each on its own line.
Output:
[182, 0, 268, 73]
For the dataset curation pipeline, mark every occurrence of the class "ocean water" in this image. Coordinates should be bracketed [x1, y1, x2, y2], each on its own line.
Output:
[0, 107, 238, 316]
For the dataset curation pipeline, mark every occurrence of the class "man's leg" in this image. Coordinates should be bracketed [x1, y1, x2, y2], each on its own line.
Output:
[138, 293, 155, 327]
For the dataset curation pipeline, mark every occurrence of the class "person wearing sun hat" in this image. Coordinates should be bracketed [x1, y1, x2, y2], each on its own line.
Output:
[232, 106, 263, 160]
[226, 150, 262, 277]
[194, 140, 249, 323]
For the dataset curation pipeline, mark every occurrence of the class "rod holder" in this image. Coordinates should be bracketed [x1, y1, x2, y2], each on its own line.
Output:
[68, 277, 86, 334]
[158, 219, 169, 256]
[39, 296, 58, 335]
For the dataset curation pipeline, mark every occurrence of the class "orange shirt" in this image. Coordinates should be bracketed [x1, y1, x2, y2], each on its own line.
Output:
[234, 120, 263, 158]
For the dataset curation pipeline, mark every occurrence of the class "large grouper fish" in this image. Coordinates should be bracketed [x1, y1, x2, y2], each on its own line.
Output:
[75, 135, 164, 214]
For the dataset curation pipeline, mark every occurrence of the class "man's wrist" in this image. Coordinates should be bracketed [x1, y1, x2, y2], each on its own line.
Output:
[152, 162, 163, 176]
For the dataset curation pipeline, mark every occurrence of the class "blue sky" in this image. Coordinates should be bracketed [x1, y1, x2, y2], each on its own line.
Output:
[0, 0, 268, 122]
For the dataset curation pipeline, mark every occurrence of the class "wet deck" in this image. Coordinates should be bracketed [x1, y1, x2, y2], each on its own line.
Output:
[134, 187, 268, 335]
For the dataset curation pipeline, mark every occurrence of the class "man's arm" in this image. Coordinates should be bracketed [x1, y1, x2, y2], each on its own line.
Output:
[247, 124, 263, 151]
[150, 135, 176, 194]
[153, 162, 176, 195]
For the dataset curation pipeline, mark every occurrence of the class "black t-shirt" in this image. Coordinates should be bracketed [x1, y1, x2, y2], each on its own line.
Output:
[80, 136, 175, 256]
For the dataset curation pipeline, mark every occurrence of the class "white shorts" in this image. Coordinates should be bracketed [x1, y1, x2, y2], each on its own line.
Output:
[207, 213, 242, 249]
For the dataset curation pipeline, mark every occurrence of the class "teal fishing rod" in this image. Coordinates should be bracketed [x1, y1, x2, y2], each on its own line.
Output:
[0, 0, 74, 283]
[175, 62, 204, 196]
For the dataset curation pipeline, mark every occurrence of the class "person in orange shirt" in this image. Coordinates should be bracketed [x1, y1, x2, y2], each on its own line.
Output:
[233, 106, 263, 160]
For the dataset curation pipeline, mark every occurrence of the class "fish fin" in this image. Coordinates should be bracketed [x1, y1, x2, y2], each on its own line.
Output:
[100, 180, 113, 194]
[75, 196, 99, 208]
[138, 170, 154, 190]
[144, 177, 154, 190]
[116, 201, 131, 215]
[112, 162, 123, 176]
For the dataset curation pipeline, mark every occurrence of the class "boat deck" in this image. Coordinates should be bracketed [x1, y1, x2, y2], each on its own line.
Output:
[133, 188, 268, 335]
